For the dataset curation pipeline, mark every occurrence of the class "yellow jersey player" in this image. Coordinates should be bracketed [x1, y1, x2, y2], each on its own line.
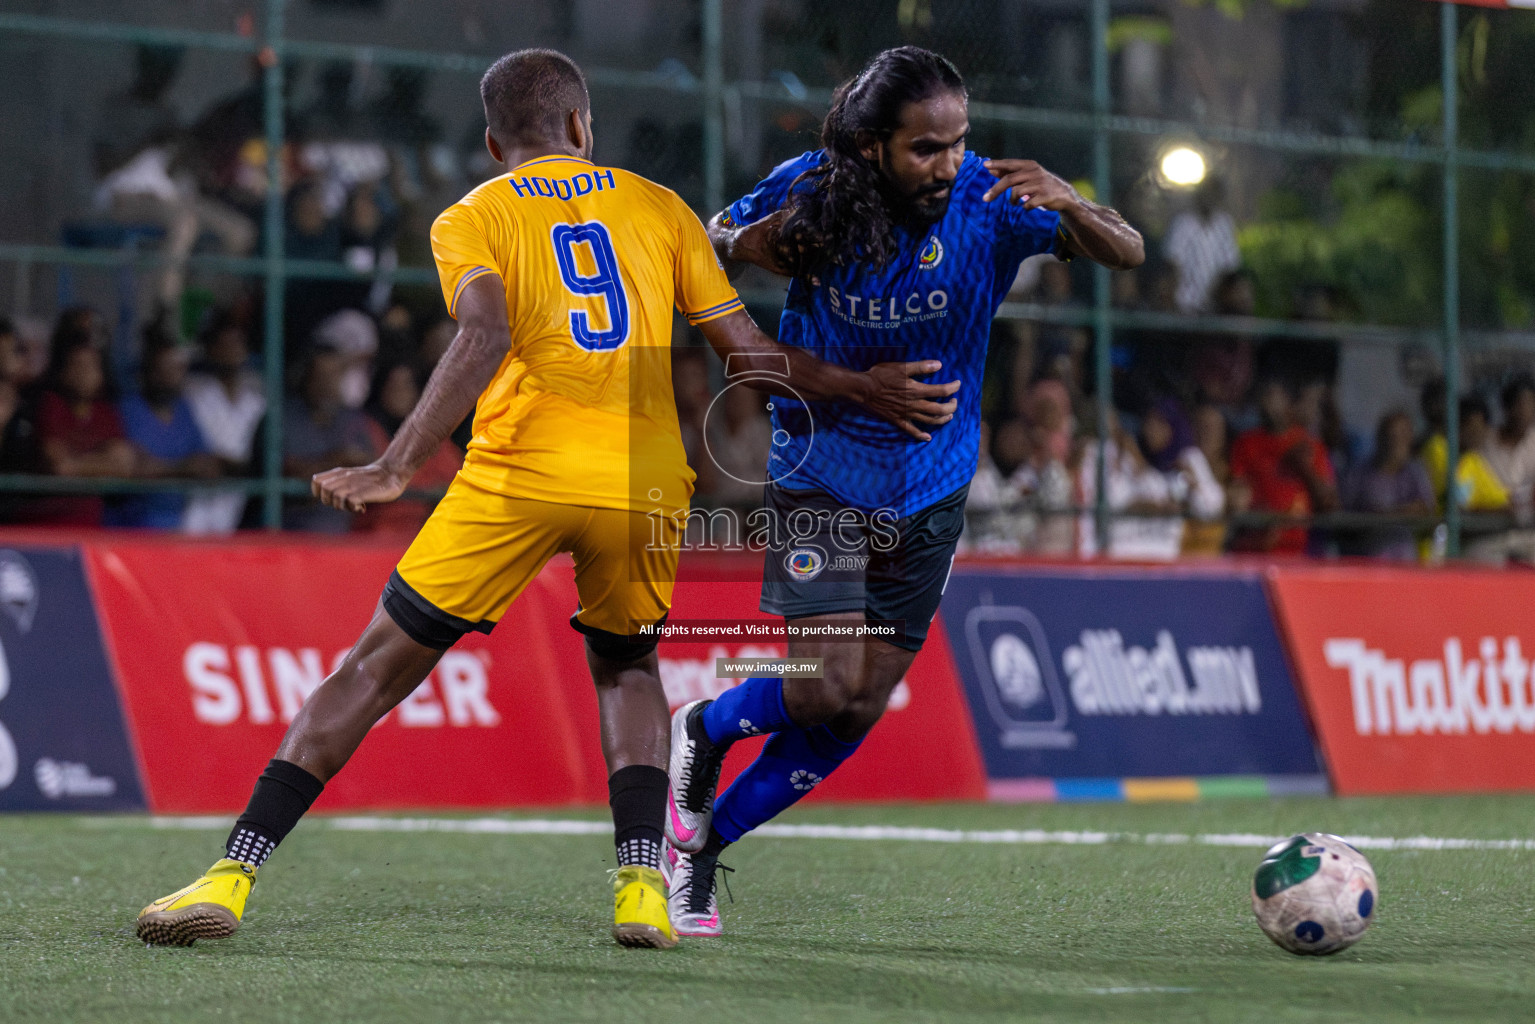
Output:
[135, 48, 959, 950]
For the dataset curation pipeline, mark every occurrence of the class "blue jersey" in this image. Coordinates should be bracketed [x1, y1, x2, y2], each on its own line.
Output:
[725, 150, 1061, 516]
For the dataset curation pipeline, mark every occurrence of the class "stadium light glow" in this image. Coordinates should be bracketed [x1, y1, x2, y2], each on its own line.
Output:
[1159, 146, 1207, 188]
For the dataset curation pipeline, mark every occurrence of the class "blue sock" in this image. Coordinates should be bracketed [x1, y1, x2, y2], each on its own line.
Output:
[699, 676, 792, 745]
[710, 724, 864, 843]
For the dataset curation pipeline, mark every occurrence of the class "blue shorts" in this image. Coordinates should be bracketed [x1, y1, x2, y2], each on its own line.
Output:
[759, 483, 968, 652]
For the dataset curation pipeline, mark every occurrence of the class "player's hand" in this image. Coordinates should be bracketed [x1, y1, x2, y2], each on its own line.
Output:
[312, 461, 409, 513]
[731, 209, 793, 276]
[981, 159, 1080, 211]
[863, 360, 962, 442]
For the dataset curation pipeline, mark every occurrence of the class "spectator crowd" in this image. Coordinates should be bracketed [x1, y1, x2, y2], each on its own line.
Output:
[7, 48, 1535, 566]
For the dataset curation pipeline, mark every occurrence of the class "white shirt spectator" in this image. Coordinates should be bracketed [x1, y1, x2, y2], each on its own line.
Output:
[1165, 210, 1241, 314]
[1482, 428, 1535, 502]
[1077, 440, 1200, 561]
[182, 369, 266, 534]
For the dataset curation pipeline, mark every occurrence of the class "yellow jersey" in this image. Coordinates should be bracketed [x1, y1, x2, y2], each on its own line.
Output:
[1421, 434, 1509, 511]
[430, 155, 744, 516]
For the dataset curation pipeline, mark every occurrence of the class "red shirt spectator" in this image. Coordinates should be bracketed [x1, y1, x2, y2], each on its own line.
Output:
[1230, 380, 1338, 554]
[36, 342, 135, 525]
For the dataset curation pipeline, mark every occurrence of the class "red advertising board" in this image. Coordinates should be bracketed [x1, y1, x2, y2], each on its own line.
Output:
[666, 560, 986, 803]
[85, 538, 983, 813]
[1269, 565, 1535, 795]
[86, 538, 611, 812]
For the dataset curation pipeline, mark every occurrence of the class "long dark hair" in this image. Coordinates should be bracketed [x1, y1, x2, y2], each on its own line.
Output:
[772, 46, 965, 284]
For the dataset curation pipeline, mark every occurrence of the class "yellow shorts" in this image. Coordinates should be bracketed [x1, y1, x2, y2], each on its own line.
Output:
[385, 476, 679, 646]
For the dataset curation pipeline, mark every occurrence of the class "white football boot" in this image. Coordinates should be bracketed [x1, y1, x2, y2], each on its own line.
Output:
[664, 843, 729, 938]
[665, 700, 728, 853]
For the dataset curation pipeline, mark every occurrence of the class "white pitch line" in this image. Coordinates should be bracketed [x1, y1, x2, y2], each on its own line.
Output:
[76, 815, 1535, 852]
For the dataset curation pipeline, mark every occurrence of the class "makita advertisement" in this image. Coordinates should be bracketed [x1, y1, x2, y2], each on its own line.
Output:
[939, 567, 1323, 784]
[1269, 566, 1535, 795]
[0, 546, 144, 811]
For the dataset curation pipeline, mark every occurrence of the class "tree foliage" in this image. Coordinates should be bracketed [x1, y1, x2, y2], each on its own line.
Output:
[1237, 2, 1535, 329]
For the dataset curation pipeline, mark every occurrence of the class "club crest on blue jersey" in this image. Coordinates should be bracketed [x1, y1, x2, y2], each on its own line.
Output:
[785, 548, 826, 581]
[918, 235, 944, 270]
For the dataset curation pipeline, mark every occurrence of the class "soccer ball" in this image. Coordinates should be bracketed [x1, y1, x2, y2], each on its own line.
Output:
[1251, 833, 1377, 956]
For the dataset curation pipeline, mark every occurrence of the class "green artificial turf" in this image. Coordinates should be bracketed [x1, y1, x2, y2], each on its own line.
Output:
[3, 796, 1534, 1023]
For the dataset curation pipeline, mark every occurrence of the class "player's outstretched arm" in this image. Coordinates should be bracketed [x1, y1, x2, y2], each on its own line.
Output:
[706, 209, 790, 279]
[312, 274, 511, 512]
[981, 159, 1145, 271]
[697, 309, 960, 442]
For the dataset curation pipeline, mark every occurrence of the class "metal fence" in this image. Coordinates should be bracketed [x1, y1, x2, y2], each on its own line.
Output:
[0, 0, 1528, 554]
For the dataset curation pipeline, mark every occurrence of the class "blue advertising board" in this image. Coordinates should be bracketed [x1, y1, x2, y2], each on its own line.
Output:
[0, 547, 145, 811]
[938, 567, 1322, 785]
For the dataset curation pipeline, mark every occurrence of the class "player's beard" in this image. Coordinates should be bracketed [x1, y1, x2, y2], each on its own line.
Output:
[876, 165, 951, 227]
[904, 184, 952, 224]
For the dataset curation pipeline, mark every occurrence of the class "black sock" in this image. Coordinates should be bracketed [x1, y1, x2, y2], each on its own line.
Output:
[225, 759, 325, 869]
[686, 701, 724, 752]
[608, 764, 667, 871]
[701, 827, 731, 859]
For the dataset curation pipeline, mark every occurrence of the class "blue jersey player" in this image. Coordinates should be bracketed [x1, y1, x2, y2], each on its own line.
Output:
[664, 47, 1144, 935]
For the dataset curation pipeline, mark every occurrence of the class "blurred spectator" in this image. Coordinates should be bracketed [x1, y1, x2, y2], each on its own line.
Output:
[967, 415, 1072, 555]
[962, 421, 1006, 550]
[92, 47, 255, 310]
[1482, 376, 1535, 507]
[707, 385, 772, 510]
[1187, 274, 1257, 420]
[339, 184, 400, 313]
[354, 361, 462, 534]
[1164, 177, 1240, 314]
[92, 45, 182, 179]
[1422, 397, 1518, 564]
[1340, 410, 1434, 561]
[37, 338, 134, 525]
[50, 306, 110, 357]
[286, 180, 341, 262]
[302, 62, 361, 140]
[1187, 404, 1237, 554]
[183, 313, 266, 534]
[1077, 414, 1184, 561]
[1417, 378, 1447, 455]
[1026, 381, 1074, 467]
[0, 316, 41, 476]
[185, 57, 298, 206]
[1229, 378, 1339, 554]
[109, 338, 220, 529]
[1034, 262, 1080, 369]
[1296, 378, 1364, 480]
[312, 310, 379, 410]
[376, 304, 418, 370]
[1210, 268, 1257, 319]
[284, 182, 345, 344]
[1138, 399, 1226, 554]
[282, 346, 375, 533]
[1423, 396, 1508, 514]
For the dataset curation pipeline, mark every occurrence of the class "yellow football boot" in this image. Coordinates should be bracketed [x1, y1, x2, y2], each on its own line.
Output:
[136, 858, 256, 946]
[611, 865, 678, 949]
